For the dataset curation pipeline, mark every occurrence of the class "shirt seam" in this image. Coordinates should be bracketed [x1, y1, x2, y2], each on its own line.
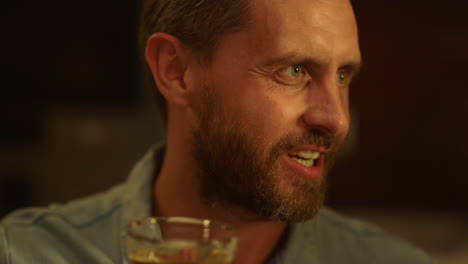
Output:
[73, 203, 122, 229]
[6, 202, 122, 232]
[34, 203, 122, 229]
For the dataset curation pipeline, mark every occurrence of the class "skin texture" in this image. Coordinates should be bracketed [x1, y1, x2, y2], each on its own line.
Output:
[146, 0, 361, 263]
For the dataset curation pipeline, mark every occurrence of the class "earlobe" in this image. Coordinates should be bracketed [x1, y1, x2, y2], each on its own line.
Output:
[145, 33, 190, 106]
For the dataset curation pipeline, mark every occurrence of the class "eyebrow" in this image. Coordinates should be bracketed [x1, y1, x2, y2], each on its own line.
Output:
[340, 61, 363, 77]
[260, 53, 319, 68]
[260, 52, 363, 76]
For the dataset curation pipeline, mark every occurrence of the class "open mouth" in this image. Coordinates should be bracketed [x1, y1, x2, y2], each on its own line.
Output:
[287, 151, 321, 168]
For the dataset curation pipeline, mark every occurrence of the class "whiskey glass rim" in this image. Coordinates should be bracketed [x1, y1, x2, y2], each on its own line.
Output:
[126, 216, 237, 243]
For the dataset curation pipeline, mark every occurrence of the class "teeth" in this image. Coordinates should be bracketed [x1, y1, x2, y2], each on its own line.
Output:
[290, 151, 320, 160]
[291, 157, 315, 168]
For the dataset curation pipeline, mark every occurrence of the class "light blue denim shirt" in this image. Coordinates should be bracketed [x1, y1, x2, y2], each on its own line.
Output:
[0, 145, 435, 263]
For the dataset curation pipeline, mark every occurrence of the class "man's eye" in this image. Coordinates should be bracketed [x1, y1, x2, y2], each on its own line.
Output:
[337, 71, 349, 86]
[274, 65, 308, 86]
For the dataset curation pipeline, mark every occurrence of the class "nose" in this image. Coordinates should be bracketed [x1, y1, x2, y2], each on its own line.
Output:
[301, 77, 350, 140]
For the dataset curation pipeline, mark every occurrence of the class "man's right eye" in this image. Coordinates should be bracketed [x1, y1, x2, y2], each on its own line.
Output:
[274, 65, 310, 86]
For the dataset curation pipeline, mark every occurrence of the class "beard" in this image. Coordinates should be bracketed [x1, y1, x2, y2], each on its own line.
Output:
[191, 86, 341, 222]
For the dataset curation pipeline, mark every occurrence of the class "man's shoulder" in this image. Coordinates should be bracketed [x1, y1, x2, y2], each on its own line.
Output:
[0, 183, 125, 264]
[2, 182, 124, 226]
[315, 207, 392, 238]
[303, 207, 435, 263]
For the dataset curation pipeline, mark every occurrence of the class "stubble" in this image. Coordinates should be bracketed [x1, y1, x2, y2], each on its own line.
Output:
[191, 86, 339, 222]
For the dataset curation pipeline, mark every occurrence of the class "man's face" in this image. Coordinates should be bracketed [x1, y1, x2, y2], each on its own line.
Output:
[190, 0, 361, 222]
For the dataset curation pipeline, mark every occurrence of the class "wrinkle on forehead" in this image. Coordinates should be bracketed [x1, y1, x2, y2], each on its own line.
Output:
[316, 0, 352, 7]
[255, 0, 357, 35]
[247, 0, 359, 61]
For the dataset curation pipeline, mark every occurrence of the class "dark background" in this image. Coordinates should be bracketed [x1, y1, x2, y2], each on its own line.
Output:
[1, 0, 467, 216]
[329, 1, 468, 209]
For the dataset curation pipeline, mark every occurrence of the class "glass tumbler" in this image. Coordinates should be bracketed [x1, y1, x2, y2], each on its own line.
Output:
[124, 217, 238, 264]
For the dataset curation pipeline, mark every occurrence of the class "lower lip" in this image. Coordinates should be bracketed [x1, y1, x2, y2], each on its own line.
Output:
[281, 154, 324, 179]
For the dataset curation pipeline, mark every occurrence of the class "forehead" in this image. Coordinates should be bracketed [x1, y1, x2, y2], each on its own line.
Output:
[253, 0, 357, 36]
[233, 0, 361, 66]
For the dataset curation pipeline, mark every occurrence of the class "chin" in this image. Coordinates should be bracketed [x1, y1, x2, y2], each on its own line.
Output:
[254, 171, 325, 222]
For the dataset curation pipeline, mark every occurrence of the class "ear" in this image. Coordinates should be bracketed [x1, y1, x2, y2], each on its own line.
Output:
[145, 33, 191, 107]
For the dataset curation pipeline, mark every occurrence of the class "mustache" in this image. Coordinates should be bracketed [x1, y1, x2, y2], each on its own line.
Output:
[270, 128, 336, 159]
[302, 129, 335, 150]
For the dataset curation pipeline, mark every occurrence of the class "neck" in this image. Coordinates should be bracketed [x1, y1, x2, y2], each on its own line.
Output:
[153, 131, 287, 264]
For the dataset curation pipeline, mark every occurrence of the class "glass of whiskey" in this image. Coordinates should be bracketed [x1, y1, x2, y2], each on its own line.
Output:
[124, 217, 238, 264]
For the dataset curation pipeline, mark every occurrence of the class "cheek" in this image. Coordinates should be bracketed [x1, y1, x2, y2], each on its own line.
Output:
[237, 89, 300, 141]
[211, 72, 305, 140]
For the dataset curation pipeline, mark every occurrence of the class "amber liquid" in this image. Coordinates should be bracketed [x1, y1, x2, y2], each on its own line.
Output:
[129, 241, 230, 264]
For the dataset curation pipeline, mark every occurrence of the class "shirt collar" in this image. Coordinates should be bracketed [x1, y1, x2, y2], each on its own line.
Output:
[119, 144, 320, 263]
[120, 143, 165, 234]
[270, 219, 320, 263]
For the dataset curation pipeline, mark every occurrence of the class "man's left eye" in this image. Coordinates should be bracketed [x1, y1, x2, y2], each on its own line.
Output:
[274, 65, 308, 86]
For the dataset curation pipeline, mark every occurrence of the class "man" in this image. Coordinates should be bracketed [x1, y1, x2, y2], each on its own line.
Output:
[1, 0, 435, 263]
